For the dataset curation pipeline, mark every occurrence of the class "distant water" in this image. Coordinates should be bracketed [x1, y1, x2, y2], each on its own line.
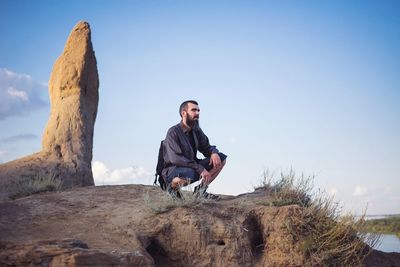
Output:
[360, 214, 400, 253]
[376, 234, 400, 253]
[365, 214, 400, 220]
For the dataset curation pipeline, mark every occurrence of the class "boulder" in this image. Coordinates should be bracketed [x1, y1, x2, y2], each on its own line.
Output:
[0, 21, 99, 200]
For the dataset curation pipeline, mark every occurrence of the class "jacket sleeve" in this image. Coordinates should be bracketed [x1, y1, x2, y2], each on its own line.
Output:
[164, 128, 205, 174]
[196, 127, 219, 157]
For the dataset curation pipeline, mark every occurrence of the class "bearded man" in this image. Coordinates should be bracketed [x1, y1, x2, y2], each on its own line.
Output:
[161, 100, 227, 200]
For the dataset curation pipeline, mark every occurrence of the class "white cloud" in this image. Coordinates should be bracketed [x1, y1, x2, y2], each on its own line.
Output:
[0, 68, 48, 119]
[92, 161, 152, 186]
[329, 187, 337, 196]
[353, 186, 368, 196]
[7, 86, 29, 101]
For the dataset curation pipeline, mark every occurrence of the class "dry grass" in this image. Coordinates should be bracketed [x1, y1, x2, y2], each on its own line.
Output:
[294, 194, 379, 266]
[256, 169, 379, 266]
[7, 172, 63, 200]
[143, 184, 214, 214]
[255, 169, 313, 207]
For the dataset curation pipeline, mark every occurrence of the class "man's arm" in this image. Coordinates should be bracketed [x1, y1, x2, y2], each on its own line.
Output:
[164, 129, 205, 174]
[196, 127, 222, 169]
[196, 127, 219, 157]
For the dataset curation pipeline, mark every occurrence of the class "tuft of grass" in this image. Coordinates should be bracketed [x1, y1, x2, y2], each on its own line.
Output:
[8, 172, 63, 200]
[294, 194, 379, 266]
[256, 169, 379, 265]
[143, 191, 177, 214]
[255, 169, 313, 207]
[143, 184, 214, 214]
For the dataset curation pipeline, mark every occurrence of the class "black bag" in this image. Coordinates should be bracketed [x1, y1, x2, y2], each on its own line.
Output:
[154, 140, 167, 190]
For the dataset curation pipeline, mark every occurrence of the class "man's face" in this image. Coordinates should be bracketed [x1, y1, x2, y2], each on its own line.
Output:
[183, 103, 200, 126]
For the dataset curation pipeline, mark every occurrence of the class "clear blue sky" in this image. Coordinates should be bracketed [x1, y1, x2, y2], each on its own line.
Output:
[1, 0, 399, 215]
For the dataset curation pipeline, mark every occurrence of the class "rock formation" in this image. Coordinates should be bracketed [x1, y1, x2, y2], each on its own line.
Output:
[0, 185, 399, 266]
[0, 21, 98, 200]
[0, 239, 151, 266]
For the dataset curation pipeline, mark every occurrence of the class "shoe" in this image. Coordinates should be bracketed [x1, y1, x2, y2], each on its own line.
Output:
[167, 186, 183, 200]
[193, 184, 220, 200]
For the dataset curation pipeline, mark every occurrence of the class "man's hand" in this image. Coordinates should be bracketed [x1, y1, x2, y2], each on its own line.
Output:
[200, 169, 212, 185]
[209, 153, 221, 168]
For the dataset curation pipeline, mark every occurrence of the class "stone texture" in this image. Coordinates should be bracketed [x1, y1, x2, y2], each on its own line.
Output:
[0, 21, 99, 200]
[1, 184, 398, 266]
[0, 239, 152, 267]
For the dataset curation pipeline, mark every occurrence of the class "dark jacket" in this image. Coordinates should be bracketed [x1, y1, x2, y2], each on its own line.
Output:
[162, 122, 219, 179]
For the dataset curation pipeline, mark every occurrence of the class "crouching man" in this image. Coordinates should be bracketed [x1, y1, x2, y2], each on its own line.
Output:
[161, 100, 227, 200]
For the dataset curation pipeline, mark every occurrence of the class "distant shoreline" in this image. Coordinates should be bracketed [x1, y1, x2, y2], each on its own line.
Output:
[365, 214, 400, 219]
[354, 214, 400, 220]
[361, 216, 400, 238]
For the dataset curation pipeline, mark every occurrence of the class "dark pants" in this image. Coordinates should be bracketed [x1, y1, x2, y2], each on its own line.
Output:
[166, 152, 227, 183]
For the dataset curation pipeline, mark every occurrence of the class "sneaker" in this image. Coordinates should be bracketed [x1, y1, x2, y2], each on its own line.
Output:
[167, 186, 183, 200]
[193, 184, 220, 200]
[201, 191, 221, 200]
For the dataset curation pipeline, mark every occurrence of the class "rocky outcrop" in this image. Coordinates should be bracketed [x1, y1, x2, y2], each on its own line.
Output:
[0, 21, 98, 200]
[0, 185, 399, 266]
[0, 239, 151, 267]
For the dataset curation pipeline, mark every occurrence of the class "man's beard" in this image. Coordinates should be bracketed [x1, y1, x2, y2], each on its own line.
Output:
[186, 116, 199, 128]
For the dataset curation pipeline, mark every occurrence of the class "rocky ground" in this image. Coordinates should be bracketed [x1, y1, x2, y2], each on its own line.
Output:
[0, 184, 399, 266]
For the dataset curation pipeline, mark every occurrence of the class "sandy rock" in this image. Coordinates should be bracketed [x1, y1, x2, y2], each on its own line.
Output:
[0, 239, 152, 267]
[0, 21, 98, 200]
[1, 185, 398, 266]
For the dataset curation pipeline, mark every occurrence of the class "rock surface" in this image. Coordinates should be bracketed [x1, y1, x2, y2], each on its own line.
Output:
[0, 239, 150, 266]
[0, 185, 399, 266]
[0, 21, 98, 200]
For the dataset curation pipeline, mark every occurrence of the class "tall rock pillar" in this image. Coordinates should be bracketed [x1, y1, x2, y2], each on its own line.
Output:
[42, 21, 99, 186]
[0, 21, 99, 199]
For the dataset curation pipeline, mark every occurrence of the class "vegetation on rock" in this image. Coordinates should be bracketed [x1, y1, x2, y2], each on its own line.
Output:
[7, 172, 62, 200]
[253, 169, 380, 266]
[1, 171, 393, 266]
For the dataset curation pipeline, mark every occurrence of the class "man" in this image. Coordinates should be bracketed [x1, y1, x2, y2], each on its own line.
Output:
[162, 100, 227, 199]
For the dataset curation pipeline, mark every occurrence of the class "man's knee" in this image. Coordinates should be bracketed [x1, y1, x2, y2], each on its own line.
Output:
[217, 159, 227, 171]
[217, 153, 227, 170]
[209, 159, 226, 180]
[167, 167, 199, 185]
[171, 177, 190, 189]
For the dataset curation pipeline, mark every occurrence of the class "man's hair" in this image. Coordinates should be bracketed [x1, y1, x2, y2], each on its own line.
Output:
[179, 100, 198, 117]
